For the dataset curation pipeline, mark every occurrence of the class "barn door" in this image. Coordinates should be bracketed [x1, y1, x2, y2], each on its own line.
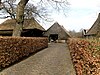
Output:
[49, 34, 58, 42]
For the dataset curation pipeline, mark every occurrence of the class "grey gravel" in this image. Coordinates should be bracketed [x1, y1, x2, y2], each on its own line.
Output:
[0, 43, 76, 75]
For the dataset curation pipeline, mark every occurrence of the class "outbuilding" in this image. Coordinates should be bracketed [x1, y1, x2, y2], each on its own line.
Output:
[85, 13, 100, 38]
[0, 18, 45, 37]
[44, 22, 71, 42]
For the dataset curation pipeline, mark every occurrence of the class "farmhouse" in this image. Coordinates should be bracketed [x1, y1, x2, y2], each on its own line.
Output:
[44, 22, 71, 42]
[85, 13, 100, 37]
[0, 18, 45, 37]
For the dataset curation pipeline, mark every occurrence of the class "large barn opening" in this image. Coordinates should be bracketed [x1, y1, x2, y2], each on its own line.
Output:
[22, 29, 43, 37]
[49, 34, 58, 42]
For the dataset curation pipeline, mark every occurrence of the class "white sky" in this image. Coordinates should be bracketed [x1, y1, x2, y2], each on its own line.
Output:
[51, 0, 100, 32]
[0, 0, 100, 32]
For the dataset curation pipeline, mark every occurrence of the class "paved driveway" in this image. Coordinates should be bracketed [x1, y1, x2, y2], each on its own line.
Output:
[0, 43, 76, 75]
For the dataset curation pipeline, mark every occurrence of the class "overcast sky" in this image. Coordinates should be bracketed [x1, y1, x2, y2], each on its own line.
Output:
[0, 0, 100, 32]
[50, 0, 100, 32]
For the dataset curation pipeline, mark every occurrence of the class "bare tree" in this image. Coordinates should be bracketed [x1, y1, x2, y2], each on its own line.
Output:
[24, 3, 37, 19]
[0, 0, 69, 36]
[0, 0, 50, 20]
[0, 0, 16, 18]
[12, 0, 29, 36]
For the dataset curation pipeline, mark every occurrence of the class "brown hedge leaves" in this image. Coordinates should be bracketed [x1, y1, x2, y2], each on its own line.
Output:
[0, 37, 48, 69]
[67, 38, 100, 75]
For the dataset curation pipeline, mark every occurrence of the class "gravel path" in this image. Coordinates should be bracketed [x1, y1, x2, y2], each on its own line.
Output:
[0, 43, 76, 75]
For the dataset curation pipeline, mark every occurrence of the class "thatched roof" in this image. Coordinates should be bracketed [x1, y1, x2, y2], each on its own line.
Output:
[86, 13, 100, 36]
[0, 18, 45, 31]
[44, 22, 71, 39]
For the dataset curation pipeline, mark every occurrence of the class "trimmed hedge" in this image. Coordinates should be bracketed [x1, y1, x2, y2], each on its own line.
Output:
[0, 37, 48, 68]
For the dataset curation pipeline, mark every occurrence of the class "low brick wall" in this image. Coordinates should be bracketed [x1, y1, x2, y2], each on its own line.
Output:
[0, 37, 48, 68]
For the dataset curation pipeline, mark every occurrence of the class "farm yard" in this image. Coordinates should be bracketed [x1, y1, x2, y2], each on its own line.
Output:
[67, 38, 100, 75]
[0, 0, 100, 75]
[0, 18, 100, 75]
[0, 13, 100, 75]
[0, 42, 76, 75]
[0, 37, 100, 75]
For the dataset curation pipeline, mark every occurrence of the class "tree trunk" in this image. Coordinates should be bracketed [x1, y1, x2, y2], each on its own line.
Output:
[12, 0, 29, 36]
